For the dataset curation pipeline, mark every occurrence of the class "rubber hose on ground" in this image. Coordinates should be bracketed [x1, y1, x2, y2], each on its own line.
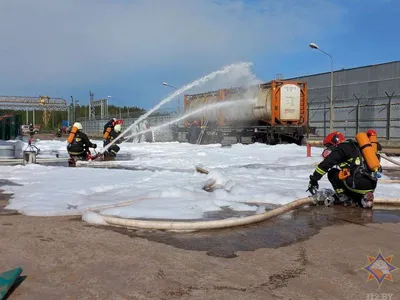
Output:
[381, 153, 400, 167]
[98, 196, 400, 231]
[99, 197, 314, 231]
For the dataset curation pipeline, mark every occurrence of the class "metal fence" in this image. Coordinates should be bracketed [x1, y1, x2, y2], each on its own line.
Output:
[79, 92, 400, 143]
[307, 92, 400, 140]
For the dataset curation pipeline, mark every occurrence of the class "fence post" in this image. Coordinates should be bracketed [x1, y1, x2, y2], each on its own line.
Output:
[385, 91, 394, 140]
[307, 101, 311, 139]
[323, 104, 327, 138]
[353, 94, 362, 134]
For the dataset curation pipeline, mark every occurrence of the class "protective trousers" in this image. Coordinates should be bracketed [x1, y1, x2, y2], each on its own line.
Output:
[327, 168, 377, 205]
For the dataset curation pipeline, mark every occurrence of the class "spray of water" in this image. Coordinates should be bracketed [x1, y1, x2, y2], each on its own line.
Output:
[122, 98, 256, 141]
[99, 62, 253, 154]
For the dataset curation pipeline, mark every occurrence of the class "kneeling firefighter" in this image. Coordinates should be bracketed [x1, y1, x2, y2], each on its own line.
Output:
[103, 123, 124, 158]
[67, 122, 97, 161]
[307, 131, 382, 208]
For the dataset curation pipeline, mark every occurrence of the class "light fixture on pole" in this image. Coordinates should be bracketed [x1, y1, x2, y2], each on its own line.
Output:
[309, 42, 334, 133]
[162, 81, 180, 114]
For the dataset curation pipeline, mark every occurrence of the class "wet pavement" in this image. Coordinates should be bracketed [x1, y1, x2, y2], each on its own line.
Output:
[2, 159, 400, 261]
[2, 177, 400, 260]
[0, 181, 21, 216]
[103, 205, 400, 258]
[1, 187, 400, 299]
[1, 171, 400, 260]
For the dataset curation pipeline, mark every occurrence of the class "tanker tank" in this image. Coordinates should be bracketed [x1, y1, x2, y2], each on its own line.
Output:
[177, 80, 307, 145]
[185, 98, 257, 123]
[184, 85, 275, 124]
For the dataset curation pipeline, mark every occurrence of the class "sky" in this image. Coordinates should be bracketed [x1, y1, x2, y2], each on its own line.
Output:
[0, 0, 399, 110]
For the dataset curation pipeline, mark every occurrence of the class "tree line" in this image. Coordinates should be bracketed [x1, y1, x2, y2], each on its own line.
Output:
[0, 105, 148, 129]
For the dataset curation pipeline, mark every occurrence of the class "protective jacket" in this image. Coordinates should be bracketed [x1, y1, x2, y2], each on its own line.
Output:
[311, 139, 380, 195]
[67, 131, 95, 155]
[104, 130, 123, 146]
[103, 130, 124, 157]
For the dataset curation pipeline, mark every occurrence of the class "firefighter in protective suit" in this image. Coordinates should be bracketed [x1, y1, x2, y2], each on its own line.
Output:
[103, 118, 117, 134]
[67, 122, 97, 160]
[103, 123, 124, 159]
[307, 131, 380, 209]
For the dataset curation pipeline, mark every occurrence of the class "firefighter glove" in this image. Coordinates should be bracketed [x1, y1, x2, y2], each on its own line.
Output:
[307, 175, 319, 195]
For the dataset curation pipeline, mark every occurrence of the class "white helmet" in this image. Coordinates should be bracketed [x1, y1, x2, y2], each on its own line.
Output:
[114, 124, 122, 133]
[73, 122, 83, 130]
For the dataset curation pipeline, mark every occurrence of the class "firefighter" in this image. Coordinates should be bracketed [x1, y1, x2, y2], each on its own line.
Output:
[56, 128, 62, 138]
[186, 120, 201, 144]
[104, 123, 124, 159]
[144, 123, 153, 142]
[103, 117, 117, 134]
[29, 123, 35, 137]
[67, 122, 97, 161]
[307, 131, 379, 209]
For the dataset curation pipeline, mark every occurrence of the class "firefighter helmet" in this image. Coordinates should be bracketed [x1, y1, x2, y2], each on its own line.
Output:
[114, 124, 122, 133]
[323, 131, 345, 147]
[366, 129, 377, 137]
[73, 122, 83, 130]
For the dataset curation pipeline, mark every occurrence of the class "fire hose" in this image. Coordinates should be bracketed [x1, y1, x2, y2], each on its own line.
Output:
[67, 147, 400, 230]
[95, 195, 400, 232]
[381, 152, 400, 167]
[78, 164, 400, 232]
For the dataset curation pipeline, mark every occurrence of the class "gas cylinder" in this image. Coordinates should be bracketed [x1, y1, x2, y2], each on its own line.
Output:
[355, 132, 380, 172]
[367, 129, 378, 154]
[103, 127, 112, 139]
[67, 125, 79, 144]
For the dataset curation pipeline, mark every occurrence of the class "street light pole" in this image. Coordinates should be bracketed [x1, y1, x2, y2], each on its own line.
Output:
[75, 100, 80, 120]
[70, 96, 74, 123]
[309, 42, 334, 133]
[107, 95, 112, 119]
[162, 81, 180, 114]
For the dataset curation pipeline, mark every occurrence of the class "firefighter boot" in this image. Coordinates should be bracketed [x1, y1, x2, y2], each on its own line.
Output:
[360, 192, 374, 209]
[334, 193, 353, 207]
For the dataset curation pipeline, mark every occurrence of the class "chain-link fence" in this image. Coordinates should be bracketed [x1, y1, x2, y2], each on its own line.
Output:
[80, 93, 400, 143]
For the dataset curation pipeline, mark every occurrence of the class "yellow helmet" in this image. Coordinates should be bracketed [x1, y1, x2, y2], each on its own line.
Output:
[73, 122, 83, 130]
[114, 124, 122, 133]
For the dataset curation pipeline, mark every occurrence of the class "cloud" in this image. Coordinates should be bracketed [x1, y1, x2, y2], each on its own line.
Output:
[0, 0, 345, 91]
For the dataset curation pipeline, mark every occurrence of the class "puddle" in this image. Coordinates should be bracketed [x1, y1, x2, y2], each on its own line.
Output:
[105, 205, 400, 258]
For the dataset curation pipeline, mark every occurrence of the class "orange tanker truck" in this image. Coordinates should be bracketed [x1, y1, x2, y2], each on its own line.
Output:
[172, 80, 308, 145]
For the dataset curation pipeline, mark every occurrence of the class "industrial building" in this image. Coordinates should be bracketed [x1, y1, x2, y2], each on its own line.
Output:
[285, 60, 400, 140]
[80, 61, 400, 143]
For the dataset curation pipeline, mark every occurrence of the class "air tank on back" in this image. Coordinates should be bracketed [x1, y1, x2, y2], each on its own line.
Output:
[184, 80, 306, 126]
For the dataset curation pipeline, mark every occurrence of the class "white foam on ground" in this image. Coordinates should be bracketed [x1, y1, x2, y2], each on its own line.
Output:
[0, 141, 399, 224]
[82, 211, 108, 225]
